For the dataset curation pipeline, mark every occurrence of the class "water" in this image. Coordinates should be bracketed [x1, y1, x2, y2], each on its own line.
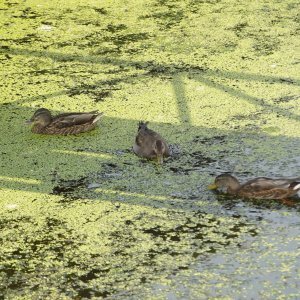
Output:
[0, 0, 300, 298]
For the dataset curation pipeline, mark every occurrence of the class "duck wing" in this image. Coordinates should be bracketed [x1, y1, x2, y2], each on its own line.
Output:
[52, 111, 100, 128]
[241, 177, 296, 192]
[136, 127, 161, 146]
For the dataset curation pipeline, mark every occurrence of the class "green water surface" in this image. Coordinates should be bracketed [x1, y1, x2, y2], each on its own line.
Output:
[0, 0, 299, 299]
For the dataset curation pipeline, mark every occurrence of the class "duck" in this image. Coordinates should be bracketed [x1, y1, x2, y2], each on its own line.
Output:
[209, 174, 300, 200]
[133, 121, 170, 164]
[26, 108, 103, 135]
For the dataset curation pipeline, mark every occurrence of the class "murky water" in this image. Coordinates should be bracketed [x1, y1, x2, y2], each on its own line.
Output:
[0, 0, 300, 299]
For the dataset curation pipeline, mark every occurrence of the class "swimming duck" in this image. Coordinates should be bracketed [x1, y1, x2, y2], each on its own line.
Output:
[133, 121, 170, 164]
[209, 174, 300, 200]
[26, 108, 103, 135]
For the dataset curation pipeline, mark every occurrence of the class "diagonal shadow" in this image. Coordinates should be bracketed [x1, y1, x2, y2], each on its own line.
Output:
[1, 45, 300, 86]
[8, 73, 143, 107]
[193, 73, 300, 122]
[1, 45, 300, 131]
[172, 74, 191, 125]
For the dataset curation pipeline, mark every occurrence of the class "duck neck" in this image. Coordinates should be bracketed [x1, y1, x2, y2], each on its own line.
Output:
[227, 179, 241, 194]
[32, 123, 48, 133]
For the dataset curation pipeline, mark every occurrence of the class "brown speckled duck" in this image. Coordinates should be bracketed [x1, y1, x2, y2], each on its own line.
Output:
[133, 121, 170, 164]
[26, 108, 103, 135]
[209, 174, 300, 200]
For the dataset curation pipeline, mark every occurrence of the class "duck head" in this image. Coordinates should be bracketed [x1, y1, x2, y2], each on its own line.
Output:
[26, 108, 52, 128]
[208, 174, 241, 194]
[137, 121, 149, 132]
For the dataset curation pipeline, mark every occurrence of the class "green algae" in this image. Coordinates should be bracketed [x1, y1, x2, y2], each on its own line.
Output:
[0, 0, 300, 298]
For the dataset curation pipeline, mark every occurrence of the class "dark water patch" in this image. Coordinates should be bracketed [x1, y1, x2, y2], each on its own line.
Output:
[252, 35, 280, 56]
[0, 215, 32, 230]
[272, 94, 300, 103]
[15, 7, 42, 19]
[0, 53, 12, 60]
[0, 34, 43, 45]
[76, 288, 110, 299]
[62, 8, 73, 14]
[28, 68, 60, 76]
[245, 112, 263, 120]
[62, 277, 114, 299]
[231, 114, 251, 121]
[140, 9, 184, 30]
[147, 65, 173, 77]
[169, 166, 193, 175]
[131, 60, 174, 76]
[0, 190, 258, 298]
[166, 190, 196, 200]
[130, 61, 205, 79]
[142, 211, 257, 261]
[190, 151, 216, 167]
[4, 1, 20, 7]
[105, 24, 127, 33]
[54, 204, 254, 299]
[167, 149, 216, 175]
[82, 28, 148, 54]
[75, 5, 107, 16]
[0, 216, 83, 294]
[67, 80, 121, 101]
[189, 0, 221, 4]
[231, 22, 249, 37]
[278, 78, 297, 84]
[113, 149, 132, 156]
[75, 19, 102, 26]
[97, 162, 123, 180]
[94, 47, 121, 55]
[104, 32, 149, 47]
[51, 177, 87, 200]
[144, 216, 210, 238]
[193, 135, 226, 145]
[56, 41, 73, 47]
[168, 144, 181, 158]
[105, 68, 124, 74]
[41, 20, 54, 25]
[63, 270, 114, 298]
[93, 7, 108, 15]
[79, 268, 110, 283]
[104, 163, 118, 168]
[228, 21, 250, 40]
[50, 162, 124, 201]
[94, 91, 111, 102]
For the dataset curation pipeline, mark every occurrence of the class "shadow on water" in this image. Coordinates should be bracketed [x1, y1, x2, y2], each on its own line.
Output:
[1, 10, 300, 296]
[214, 191, 300, 212]
[1, 100, 299, 296]
[1, 102, 299, 296]
[1, 45, 299, 124]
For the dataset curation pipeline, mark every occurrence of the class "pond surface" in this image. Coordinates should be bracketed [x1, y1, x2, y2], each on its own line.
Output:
[0, 0, 299, 299]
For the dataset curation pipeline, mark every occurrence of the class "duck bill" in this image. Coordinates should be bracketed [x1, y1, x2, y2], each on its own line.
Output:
[25, 119, 33, 125]
[208, 183, 218, 190]
[157, 154, 164, 165]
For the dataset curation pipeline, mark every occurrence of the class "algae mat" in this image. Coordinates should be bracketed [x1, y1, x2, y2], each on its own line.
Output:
[0, 0, 300, 299]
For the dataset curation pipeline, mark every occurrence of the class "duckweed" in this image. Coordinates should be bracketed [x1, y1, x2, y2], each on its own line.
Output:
[0, 0, 299, 298]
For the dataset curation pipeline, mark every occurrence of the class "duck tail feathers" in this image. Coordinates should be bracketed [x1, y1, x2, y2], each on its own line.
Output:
[93, 112, 104, 124]
[290, 182, 300, 191]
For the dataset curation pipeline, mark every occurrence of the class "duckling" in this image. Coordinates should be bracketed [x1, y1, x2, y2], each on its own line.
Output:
[26, 108, 103, 135]
[209, 174, 300, 200]
[133, 121, 170, 164]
